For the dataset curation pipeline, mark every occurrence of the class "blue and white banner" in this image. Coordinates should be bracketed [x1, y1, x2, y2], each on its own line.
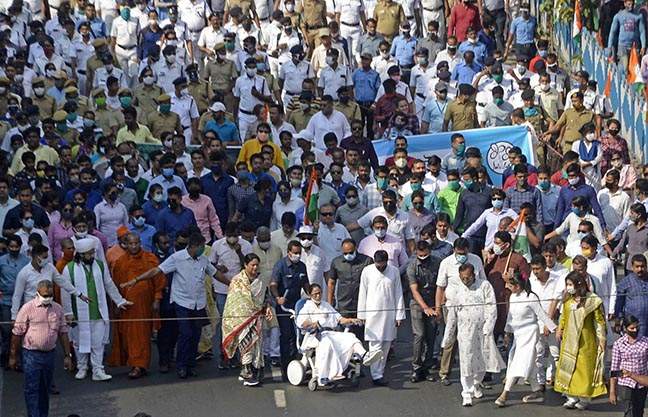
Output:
[373, 125, 536, 187]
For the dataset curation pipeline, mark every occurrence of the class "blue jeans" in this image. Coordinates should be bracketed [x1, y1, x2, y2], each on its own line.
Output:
[174, 304, 203, 371]
[214, 293, 227, 362]
[22, 349, 55, 417]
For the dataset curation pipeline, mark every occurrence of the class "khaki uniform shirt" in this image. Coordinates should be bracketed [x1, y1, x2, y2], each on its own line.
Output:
[335, 101, 362, 123]
[287, 108, 317, 132]
[203, 59, 237, 91]
[187, 80, 214, 114]
[373, 1, 406, 38]
[555, 107, 595, 145]
[32, 95, 56, 119]
[227, 0, 255, 16]
[444, 99, 478, 131]
[146, 111, 183, 138]
[134, 85, 165, 119]
[299, 0, 327, 29]
[95, 107, 124, 136]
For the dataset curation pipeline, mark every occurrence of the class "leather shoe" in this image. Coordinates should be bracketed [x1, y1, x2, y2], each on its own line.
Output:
[440, 377, 451, 386]
[177, 368, 188, 379]
[159, 364, 170, 374]
[188, 368, 198, 377]
[409, 372, 423, 383]
[372, 378, 388, 386]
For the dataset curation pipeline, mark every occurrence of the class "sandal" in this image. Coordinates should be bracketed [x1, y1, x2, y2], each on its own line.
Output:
[494, 393, 507, 407]
[128, 367, 145, 379]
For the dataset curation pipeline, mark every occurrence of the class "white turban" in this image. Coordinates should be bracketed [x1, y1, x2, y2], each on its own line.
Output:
[74, 238, 95, 254]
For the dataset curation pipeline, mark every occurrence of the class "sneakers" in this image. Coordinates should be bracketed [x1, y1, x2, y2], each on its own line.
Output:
[462, 398, 473, 407]
[522, 392, 545, 403]
[440, 376, 451, 386]
[562, 399, 578, 409]
[243, 375, 260, 386]
[75, 368, 87, 380]
[92, 369, 112, 381]
[362, 350, 383, 367]
[473, 386, 484, 399]
[574, 401, 588, 410]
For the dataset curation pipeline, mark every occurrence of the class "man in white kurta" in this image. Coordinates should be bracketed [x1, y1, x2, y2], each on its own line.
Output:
[357, 251, 406, 384]
[296, 286, 380, 385]
[61, 238, 131, 381]
[297, 226, 330, 296]
[442, 263, 501, 406]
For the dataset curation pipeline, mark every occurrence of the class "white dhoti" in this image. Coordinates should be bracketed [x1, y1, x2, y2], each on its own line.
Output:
[504, 323, 541, 391]
[535, 331, 559, 384]
[71, 319, 109, 373]
[313, 331, 365, 383]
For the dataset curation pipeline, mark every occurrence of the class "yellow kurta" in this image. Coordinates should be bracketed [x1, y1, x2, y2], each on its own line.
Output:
[554, 295, 607, 398]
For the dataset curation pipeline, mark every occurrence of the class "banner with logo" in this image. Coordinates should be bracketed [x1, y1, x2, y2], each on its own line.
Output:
[373, 125, 536, 187]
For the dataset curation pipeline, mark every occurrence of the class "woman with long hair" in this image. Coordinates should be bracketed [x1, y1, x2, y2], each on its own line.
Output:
[221, 253, 273, 387]
[554, 271, 607, 410]
[495, 273, 557, 406]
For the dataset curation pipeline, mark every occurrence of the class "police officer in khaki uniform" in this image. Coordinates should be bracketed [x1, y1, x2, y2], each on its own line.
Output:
[86, 38, 119, 94]
[91, 88, 123, 137]
[203, 42, 238, 114]
[59, 86, 89, 115]
[134, 67, 164, 121]
[53, 110, 80, 144]
[299, 0, 328, 55]
[334, 86, 362, 124]
[373, 0, 406, 41]
[186, 63, 213, 114]
[255, 55, 281, 103]
[287, 91, 319, 132]
[0, 77, 19, 117]
[225, 0, 257, 21]
[30, 77, 56, 119]
[146, 93, 184, 139]
[442, 83, 478, 131]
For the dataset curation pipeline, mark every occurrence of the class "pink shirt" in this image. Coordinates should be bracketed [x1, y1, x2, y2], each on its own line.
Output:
[47, 221, 74, 261]
[181, 194, 223, 242]
[12, 298, 68, 351]
[357, 234, 409, 273]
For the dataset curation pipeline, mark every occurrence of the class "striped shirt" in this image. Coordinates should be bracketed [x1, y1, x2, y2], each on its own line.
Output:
[611, 335, 648, 388]
[12, 298, 69, 352]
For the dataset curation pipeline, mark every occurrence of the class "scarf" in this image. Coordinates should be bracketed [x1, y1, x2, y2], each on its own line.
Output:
[578, 140, 600, 162]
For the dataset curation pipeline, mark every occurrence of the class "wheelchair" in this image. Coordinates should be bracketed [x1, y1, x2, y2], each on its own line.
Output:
[281, 299, 363, 391]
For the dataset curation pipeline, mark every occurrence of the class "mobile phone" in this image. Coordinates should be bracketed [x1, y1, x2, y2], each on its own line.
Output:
[610, 370, 623, 378]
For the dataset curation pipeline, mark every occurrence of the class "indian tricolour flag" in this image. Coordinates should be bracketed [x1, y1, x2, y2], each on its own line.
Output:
[573, 0, 582, 49]
[303, 169, 319, 225]
[628, 44, 644, 92]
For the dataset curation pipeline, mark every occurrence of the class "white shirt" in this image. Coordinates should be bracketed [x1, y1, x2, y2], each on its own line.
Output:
[336, 0, 365, 24]
[597, 188, 631, 234]
[357, 207, 415, 242]
[93, 67, 128, 90]
[437, 252, 486, 294]
[178, 0, 211, 32]
[153, 60, 184, 94]
[233, 73, 272, 113]
[585, 253, 616, 315]
[159, 249, 217, 309]
[555, 212, 607, 248]
[317, 222, 351, 262]
[529, 270, 565, 315]
[279, 60, 315, 94]
[209, 237, 253, 294]
[270, 229, 298, 256]
[171, 92, 200, 129]
[110, 16, 140, 47]
[371, 55, 399, 81]
[375, 80, 413, 103]
[300, 244, 330, 294]
[462, 208, 518, 248]
[409, 64, 434, 98]
[304, 110, 352, 150]
[271, 197, 304, 230]
[437, 230, 459, 245]
[317, 65, 353, 100]
[434, 49, 462, 72]
[357, 263, 406, 341]
[197, 26, 226, 50]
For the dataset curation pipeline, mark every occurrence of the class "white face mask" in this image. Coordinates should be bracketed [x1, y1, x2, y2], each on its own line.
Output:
[15, 74, 23, 82]
[566, 285, 576, 295]
[33, 87, 45, 96]
[343, 252, 356, 261]
[540, 82, 550, 91]
[300, 239, 312, 248]
[325, 56, 336, 66]
[288, 253, 301, 263]
[516, 64, 526, 74]
[493, 244, 504, 256]
[286, 3, 295, 11]
[258, 241, 271, 250]
[74, 229, 88, 238]
[181, 88, 189, 96]
[395, 158, 407, 168]
[585, 132, 596, 141]
[165, 54, 176, 64]
[37, 292, 53, 305]
[245, 68, 256, 77]
[143, 76, 155, 85]
[46, 69, 56, 78]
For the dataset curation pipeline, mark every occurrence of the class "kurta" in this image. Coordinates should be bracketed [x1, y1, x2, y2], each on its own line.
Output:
[107, 250, 165, 369]
[554, 294, 607, 398]
[443, 279, 504, 377]
[357, 264, 406, 342]
[296, 299, 363, 384]
[485, 251, 530, 335]
[505, 291, 557, 380]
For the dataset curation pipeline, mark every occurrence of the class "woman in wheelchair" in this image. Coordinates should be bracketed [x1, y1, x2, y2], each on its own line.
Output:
[295, 284, 382, 386]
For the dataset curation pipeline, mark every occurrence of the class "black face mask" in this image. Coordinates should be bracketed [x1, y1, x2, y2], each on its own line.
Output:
[383, 201, 397, 213]
[627, 329, 639, 339]
[8, 249, 20, 257]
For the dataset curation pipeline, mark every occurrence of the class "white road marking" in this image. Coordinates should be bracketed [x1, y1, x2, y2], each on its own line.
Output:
[271, 367, 282, 382]
[274, 389, 287, 408]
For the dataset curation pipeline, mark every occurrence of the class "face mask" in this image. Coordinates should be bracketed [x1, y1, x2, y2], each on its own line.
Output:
[33, 87, 45, 96]
[455, 143, 466, 156]
[286, 3, 295, 11]
[395, 158, 407, 168]
[325, 56, 336, 66]
[491, 73, 503, 83]
[627, 329, 639, 338]
[540, 82, 550, 91]
[195, 245, 205, 257]
[411, 183, 422, 192]
[384, 201, 396, 213]
[455, 253, 467, 264]
[577, 231, 588, 240]
[143, 76, 155, 85]
[417, 57, 428, 65]
[83, 119, 95, 128]
[516, 64, 526, 74]
[120, 96, 132, 108]
[165, 54, 176, 64]
[46, 69, 56, 78]
[582, 248, 594, 258]
[374, 228, 386, 239]
[566, 286, 576, 295]
[22, 218, 34, 229]
[494, 97, 504, 106]
[491, 199, 503, 209]
[245, 68, 256, 77]
[162, 167, 174, 178]
[447, 46, 457, 53]
[152, 193, 164, 202]
[288, 253, 301, 263]
[568, 177, 579, 186]
[226, 236, 238, 245]
[538, 50, 548, 58]
[448, 180, 460, 191]
[300, 239, 312, 248]
[217, 52, 227, 60]
[57, 123, 68, 133]
[37, 293, 53, 305]
[290, 178, 302, 188]
[346, 196, 358, 206]
[67, 112, 78, 123]
[608, 129, 620, 137]
[376, 177, 387, 190]
[585, 132, 596, 141]
[159, 103, 171, 114]
[37, 257, 48, 267]
[225, 41, 235, 51]
[493, 244, 504, 256]
[258, 241, 271, 250]
[95, 97, 106, 107]
[463, 179, 474, 189]
[538, 179, 550, 191]
[417, 254, 430, 261]
[571, 207, 583, 216]
[390, 75, 401, 82]
[131, 216, 146, 227]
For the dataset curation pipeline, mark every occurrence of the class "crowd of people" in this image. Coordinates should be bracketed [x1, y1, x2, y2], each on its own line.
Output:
[1, 0, 648, 415]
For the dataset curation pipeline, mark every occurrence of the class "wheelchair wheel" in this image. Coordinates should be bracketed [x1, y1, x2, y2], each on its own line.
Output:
[287, 360, 305, 386]
[308, 377, 318, 391]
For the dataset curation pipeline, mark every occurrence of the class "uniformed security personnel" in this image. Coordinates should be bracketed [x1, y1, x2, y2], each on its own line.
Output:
[110, 5, 140, 87]
[317, 48, 353, 100]
[154, 45, 185, 94]
[255, 55, 281, 103]
[94, 53, 128, 91]
[202, 42, 238, 114]
[91, 88, 123, 137]
[283, 0, 302, 29]
[336, 0, 367, 61]
[60, 86, 89, 116]
[170, 77, 200, 145]
[30, 77, 56, 119]
[233, 57, 273, 142]
[298, 0, 328, 55]
[334, 86, 361, 123]
[74, 22, 95, 97]
[134, 67, 165, 120]
[410, 47, 435, 115]
[146, 93, 185, 138]
[225, 0, 256, 21]
[373, 0, 406, 41]
[442, 83, 478, 131]
[278, 45, 315, 113]
[287, 91, 318, 132]
[86, 38, 118, 94]
[179, 0, 210, 65]
[161, 6, 194, 65]
[52, 110, 79, 144]
[186, 63, 214, 114]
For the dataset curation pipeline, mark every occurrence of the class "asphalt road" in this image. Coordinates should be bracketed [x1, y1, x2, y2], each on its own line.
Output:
[2, 323, 622, 417]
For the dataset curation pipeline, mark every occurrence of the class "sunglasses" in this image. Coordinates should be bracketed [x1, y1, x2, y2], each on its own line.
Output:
[320, 212, 334, 216]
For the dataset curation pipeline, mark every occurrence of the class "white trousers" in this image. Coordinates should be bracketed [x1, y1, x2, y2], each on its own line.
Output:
[535, 332, 560, 384]
[72, 320, 107, 373]
[414, 95, 426, 117]
[340, 23, 361, 66]
[460, 371, 485, 401]
[422, 9, 445, 37]
[114, 45, 138, 88]
[263, 327, 281, 358]
[238, 112, 258, 142]
[368, 340, 391, 380]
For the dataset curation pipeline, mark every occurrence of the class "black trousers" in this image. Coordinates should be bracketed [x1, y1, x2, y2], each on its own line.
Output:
[157, 303, 178, 366]
[411, 306, 439, 374]
[358, 101, 375, 140]
[483, 8, 507, 52]
[620, 385, 648, 417]
[277, 314, 297, 373]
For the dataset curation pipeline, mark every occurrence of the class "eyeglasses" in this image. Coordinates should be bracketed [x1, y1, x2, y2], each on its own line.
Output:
[320, 212, 334, 216]
[258, 129, 270, 134]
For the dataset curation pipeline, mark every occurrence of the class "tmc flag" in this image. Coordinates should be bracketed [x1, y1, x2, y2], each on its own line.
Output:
[373, 125, 536, 187]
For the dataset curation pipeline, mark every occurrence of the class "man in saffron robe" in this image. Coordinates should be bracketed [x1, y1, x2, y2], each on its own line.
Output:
[107, 233, 166, 378]
[106, 225, 129, 271]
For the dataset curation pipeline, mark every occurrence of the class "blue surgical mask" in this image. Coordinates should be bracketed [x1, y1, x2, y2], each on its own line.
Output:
[463, 179, 474, 188]
[132, 216, 145, 227]
[538, 179, 550, 191]
[455, 253, 467, 264]
[374, 228, 386, 239]
[162, 168, 174, 178]
[577, 231, 588, 240]
[22, 218, 34, 229]
[491, 199, 503, 209]
[571, 207, 583, 216]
